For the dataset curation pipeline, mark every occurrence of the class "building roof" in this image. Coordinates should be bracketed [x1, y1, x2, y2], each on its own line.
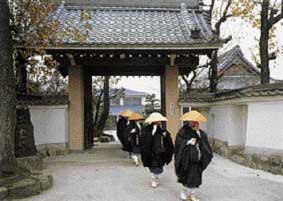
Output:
[218, 45, 260, 75]
[180, 83, 283, 103]
[110, 105, 145, 115]
[124, 89, 148, 96]
[49, 1, 221, 49]
[17, 94, 69, 106]
[64, 0, 200, 9]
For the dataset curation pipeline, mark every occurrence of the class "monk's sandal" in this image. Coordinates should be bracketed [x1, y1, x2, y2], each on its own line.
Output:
[189, 194, 200, 201]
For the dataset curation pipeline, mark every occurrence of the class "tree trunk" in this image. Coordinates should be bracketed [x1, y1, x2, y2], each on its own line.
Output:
[181, 75, 191, 93]
[0, 0, 18, 174]
[210, 50, 218, 92]
[93, 91, 103, 127]
[97, 76, 110, 131]
[260, 0, 270, 84]
[16, 54, 27, 93]
[14, 54, 38, 157]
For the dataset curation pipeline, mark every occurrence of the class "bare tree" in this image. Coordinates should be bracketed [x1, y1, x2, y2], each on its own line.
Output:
[208, 0, 233, 92]
[259, 0, 283, 83]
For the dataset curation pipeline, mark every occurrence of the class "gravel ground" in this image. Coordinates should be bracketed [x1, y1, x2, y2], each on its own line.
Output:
[16, 144, 283, 201]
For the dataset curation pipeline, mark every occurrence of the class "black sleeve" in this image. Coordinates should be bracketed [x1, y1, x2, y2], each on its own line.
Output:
[199, 131, 213, 170]
[140, 126, 153, 167]
[164, 131, 174, 165]
[174, 129, 188, 176]
[174, 128, 188, 156]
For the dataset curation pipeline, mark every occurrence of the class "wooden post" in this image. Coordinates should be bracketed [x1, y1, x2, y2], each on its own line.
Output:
[69, 65, 85, 151]
[163, 64, 180, 139]
[84, 68, 94, 149]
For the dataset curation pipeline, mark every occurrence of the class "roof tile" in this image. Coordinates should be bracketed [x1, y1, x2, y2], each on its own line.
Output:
[50, 4, 219, 47]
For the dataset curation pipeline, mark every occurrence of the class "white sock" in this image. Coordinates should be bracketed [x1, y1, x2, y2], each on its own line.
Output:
[187, 188, 196, 195]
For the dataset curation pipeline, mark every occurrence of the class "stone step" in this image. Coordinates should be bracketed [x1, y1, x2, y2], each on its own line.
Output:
[1, 173, 53, 199]
[7, 178, 41, 199]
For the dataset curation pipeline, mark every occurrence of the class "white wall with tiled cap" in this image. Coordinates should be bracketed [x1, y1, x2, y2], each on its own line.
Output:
[29, 105, 68, 146]
[180, 96, 283, 154]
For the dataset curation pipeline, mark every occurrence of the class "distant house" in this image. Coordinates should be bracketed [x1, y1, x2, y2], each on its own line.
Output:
[193, 45, 280, 90]
[110, 89, 148, 116]
[216, 45, 261, 89]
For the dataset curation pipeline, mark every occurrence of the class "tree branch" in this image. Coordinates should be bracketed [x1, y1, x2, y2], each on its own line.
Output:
[214, 0, 232, 35]
[268, 1, 283, 28]
[209, 0, 216, 19]
[189, 70, 197, 86]
[182, 75, 190, 88]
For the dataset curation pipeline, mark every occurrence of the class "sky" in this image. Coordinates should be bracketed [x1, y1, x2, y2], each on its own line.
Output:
[117, 15, 283, 99]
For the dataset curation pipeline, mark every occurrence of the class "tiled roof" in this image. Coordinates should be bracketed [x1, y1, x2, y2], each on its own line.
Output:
[50, 2, 221, 49]
[64, 0, 200, 9]
[179, 89, 214, 103]
[17, 94, 69, 106]
[180, 83, 283, 103]
[218, 45, 259, 74]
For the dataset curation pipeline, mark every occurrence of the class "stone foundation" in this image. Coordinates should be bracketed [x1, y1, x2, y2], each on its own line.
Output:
[0, 171, 53, 200]
[16, 155, 43, 171]
[210, 138, 283, 175]
[36, 143, 69, 156]
[8, 173, 53, 199]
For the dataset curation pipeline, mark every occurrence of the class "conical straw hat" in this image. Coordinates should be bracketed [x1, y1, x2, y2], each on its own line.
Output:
[119, 109, 134, 117]
[128, 112, 145, 121]
[180, 110, 207, 122]
[145, 112, 168, 124]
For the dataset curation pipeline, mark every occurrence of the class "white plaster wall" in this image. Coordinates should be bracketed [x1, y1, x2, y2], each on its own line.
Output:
[197, 105, 246, 146]
[29, 105, 68, 145]
[246, 101, 283, 151]
[206, 106, 230, 143]
[199, 109, 209, 132]
[231, 105, 247, 146]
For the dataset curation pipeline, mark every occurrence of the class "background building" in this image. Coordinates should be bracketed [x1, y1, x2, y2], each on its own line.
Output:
[110, 89, 148, 117]
[193, 45, 281, 90]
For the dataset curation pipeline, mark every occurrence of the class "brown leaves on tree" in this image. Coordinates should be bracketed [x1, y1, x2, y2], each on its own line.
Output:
[9, 0, 92, 94]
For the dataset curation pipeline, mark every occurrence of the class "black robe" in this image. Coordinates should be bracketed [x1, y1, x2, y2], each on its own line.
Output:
[140, 124, 174, 168]
[117, 116, 128, 148]
[175, 123, 213, 188]
[123, 121, 142, 153]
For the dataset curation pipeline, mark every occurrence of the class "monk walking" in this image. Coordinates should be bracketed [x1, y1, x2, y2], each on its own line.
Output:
[175, 111, 213, 201]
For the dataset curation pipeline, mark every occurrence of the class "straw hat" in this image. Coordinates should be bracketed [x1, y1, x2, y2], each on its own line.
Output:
[128, 112, 145, 121]
[180, 110, 207, 122]
[145, 112, 168, 124]
[119, 109, 134, 117]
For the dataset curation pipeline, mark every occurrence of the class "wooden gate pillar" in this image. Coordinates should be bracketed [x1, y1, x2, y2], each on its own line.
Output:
[161, 64, 180, 139]
[69, 65, 84, 151]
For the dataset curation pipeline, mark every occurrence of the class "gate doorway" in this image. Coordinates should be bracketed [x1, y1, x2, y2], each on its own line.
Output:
[43, 1, 221, 151]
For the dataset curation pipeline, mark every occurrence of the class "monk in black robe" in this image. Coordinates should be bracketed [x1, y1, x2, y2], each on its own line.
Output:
[123, 112, 144, 166]
[175, 120, 213, 201]
[140, 112, 174, 188]
[116, 115, 128, 149]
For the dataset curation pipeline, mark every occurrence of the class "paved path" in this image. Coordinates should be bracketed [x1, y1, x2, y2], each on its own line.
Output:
[17, 144, 283, 201]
